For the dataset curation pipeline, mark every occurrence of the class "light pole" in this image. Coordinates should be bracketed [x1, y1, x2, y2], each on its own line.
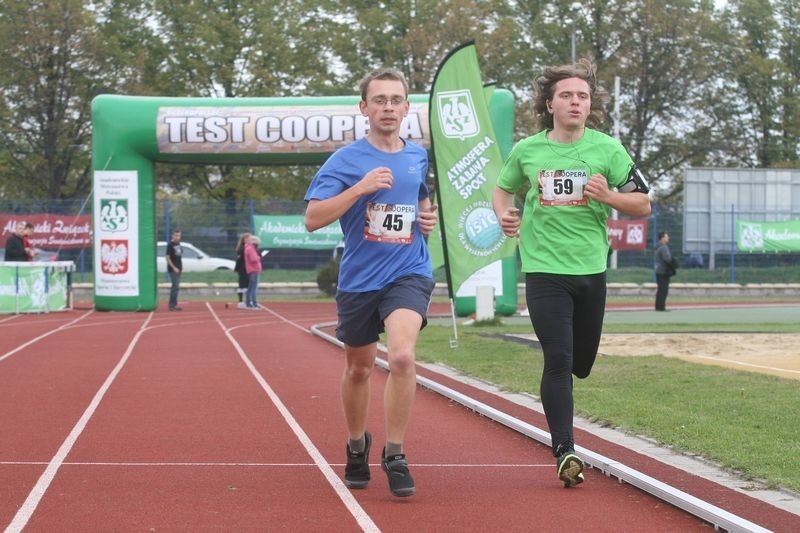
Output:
[570, 3, 581, 63]
[571, 19, 576, 63]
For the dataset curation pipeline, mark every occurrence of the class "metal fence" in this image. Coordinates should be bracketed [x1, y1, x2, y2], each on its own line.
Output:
[3, 198, 798, 276]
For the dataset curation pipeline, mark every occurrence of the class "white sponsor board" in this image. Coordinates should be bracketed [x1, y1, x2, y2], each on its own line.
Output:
[94, 171, 139, 296]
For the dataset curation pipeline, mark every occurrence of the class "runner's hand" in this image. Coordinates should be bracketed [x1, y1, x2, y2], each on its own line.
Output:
[499, 207, 520, 237]
[584, 174, 611, 203]
[417, 204, 438, 235]
[357, 167, 394, 195]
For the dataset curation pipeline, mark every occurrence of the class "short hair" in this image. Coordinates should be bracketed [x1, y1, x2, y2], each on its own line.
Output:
[658, 231, 668, 240]
[171, 229, 181, 234]
[24, 222, 34, 229]
[358, 68, 409, 101]
[533, 58, 609, 130]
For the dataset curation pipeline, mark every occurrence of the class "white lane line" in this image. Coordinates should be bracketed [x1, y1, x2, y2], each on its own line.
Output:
[206, 303, 379, 533]
[0, 461, 551, 468]
[693, 354, 800, 374]
[4, 312, 154, 533]
[0, 310, 94, 364]
[259, 305, 312, 334]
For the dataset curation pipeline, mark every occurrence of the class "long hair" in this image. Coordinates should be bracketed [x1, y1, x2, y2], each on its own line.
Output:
[533, 58, 609, 130]
[236, 232, 250, 253]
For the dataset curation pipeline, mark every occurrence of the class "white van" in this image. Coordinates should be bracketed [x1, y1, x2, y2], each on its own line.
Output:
[156, 241, 235, 272]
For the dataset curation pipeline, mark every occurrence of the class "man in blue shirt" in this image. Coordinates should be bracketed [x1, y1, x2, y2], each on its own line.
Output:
[305, 68, 438, 497]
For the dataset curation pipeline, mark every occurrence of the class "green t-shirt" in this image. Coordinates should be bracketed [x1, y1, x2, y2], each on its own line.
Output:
[496, 128, 633, 275]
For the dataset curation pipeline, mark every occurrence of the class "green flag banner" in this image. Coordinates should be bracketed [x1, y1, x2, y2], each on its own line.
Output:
[254, 215, 342, 249]
[737, 219, 800, 252]
[430, 41, 517, 315]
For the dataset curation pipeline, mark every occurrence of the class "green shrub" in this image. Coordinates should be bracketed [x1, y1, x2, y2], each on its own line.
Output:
[316, 259, 339, 296]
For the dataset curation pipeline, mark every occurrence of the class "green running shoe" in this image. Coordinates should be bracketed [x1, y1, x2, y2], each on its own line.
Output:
[557, 451, 585, 488]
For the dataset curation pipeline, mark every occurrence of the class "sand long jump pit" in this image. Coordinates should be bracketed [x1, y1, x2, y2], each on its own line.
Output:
[506, 333, 800, 381]
[597, 333, 800, 380]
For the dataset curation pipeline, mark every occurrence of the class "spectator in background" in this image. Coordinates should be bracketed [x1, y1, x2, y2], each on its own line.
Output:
[654, 231, 676, 311]
[4, 222, 29, 261]
[166, 229, 183, 311]
[234, 232, 250, 309]
[244, 234, 262, 309]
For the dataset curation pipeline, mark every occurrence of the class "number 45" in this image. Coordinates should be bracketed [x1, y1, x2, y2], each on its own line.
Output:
[382, 214, 404, 231]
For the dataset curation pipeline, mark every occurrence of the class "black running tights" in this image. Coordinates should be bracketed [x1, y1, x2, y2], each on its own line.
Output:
[525, 272, 607, 455]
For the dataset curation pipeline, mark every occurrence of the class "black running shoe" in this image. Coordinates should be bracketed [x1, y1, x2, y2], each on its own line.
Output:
[344, 431, 371, 489]
[556, 450, 584, 488]
[381, 448, 415, 497]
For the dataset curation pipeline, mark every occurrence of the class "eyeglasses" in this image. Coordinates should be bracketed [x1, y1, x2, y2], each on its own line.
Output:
[369, 96, 406, 107]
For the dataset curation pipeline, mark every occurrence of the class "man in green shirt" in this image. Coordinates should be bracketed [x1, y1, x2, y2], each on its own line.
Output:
[493, 59, 651, 488]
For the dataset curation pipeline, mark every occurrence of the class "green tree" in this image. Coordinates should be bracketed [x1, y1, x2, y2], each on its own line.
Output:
[718, 0, 799, 167]
[328, 1, 494, 92]
[597, 1, 720, 191]
[145, 0, 355, 201]
[0, 1, 100, 200]
[484, 0, 725, 199]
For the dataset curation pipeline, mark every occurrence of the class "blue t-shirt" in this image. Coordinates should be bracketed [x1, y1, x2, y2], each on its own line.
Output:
[305, 138, 432, 292]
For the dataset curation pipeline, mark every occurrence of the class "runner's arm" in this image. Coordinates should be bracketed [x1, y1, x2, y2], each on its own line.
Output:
[584, 174, 651, 217]
[305, 167, 393, 232]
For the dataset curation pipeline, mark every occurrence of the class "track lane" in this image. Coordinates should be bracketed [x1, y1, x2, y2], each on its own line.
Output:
[19, 306, 369, 532]
[232, 303, 708, 531]
[3, 302, 796, 531]
[260, 302, 800, 531]
[0, 311, 152, 531]
[0, 311, 94, 363]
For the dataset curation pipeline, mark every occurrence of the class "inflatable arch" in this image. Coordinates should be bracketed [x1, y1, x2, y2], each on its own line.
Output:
[91, 92, 515, 311]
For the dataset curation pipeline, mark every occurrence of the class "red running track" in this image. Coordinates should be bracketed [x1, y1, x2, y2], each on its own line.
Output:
[0, 302, 796, 532]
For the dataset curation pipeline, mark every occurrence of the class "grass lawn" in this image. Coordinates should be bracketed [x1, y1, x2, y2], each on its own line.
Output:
[414, 321, 800, 493]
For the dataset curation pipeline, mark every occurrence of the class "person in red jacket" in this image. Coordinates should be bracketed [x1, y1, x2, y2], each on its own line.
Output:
[23, 222, 38, 260]
[243, 235, 263, 309]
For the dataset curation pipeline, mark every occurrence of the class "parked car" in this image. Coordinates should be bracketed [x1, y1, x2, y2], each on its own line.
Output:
[156, 241, 235, 272]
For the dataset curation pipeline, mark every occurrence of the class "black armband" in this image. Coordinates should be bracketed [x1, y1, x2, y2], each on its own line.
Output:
[618, 165, 650, 194]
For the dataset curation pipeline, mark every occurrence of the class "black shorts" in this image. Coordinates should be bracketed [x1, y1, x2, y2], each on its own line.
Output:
[335, 274, 435, 347]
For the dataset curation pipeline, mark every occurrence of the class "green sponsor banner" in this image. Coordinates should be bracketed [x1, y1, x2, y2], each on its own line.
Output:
[47, 269, 69, 310]
[0, 265, 70, 313]
[429, 42, 516, 310]
[16, 267, 43, 313]
[0, 265, 16, 311]
[737, 219, 800, 252]
[254, 215, 343, 249]
[427, 189, 445, 270]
